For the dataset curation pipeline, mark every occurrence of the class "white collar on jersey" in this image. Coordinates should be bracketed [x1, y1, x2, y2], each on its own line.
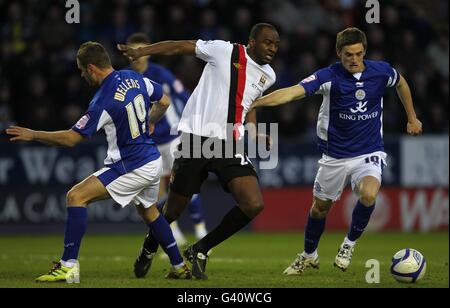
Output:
[353, 72, 363, 80]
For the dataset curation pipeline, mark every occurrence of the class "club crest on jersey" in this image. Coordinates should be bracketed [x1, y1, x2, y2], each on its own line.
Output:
[75, 114, 90, 129]
[355, 89, 366, 100]
[233, 63, 243, 70]
[258, 75, 268, 87]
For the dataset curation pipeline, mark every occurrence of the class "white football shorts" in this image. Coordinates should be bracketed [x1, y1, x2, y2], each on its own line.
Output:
[313, 151, 387, 202]
[94, 157, 163, 208]
[157, 137, 181, 176]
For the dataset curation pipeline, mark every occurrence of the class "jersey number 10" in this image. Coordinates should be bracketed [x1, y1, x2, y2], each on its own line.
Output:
[126, 94, 147, 139]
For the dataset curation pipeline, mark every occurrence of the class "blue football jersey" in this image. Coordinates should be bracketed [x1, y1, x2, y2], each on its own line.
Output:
[300, 60, 400, 158]
[72, 70, 163, 176]
[129, 61, 191, 145]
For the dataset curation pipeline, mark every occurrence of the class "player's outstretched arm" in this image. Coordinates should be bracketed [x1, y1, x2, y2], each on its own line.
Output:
[251, 85, 306, 110]
[117, 41, 197, 61]
[6, 126, 84, 147]
[148, 94, 171, 133]
[395, 75, 423, 136]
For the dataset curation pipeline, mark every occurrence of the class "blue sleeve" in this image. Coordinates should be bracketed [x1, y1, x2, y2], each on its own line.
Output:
[299, 68, 332, 97]
[382, 62, 400, 88]
[144, 78, 164, 103]
[72, 103, 103, 138]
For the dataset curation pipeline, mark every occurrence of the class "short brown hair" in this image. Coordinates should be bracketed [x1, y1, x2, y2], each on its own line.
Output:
[77, 41, 111, 69]
[336, 27, 367, 53]
[127, 32, 151, 45]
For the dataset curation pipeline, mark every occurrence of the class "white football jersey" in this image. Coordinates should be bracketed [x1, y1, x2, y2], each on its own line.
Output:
[178, 40, 276, 140]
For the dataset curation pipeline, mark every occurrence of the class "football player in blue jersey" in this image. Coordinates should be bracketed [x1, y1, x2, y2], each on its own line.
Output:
[126, 33, 208, 257]
[251, 27, 423, 275]
[6, 41, 191, 282]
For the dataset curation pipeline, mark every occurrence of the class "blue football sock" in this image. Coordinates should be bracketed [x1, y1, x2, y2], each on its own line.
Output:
[188, 194, 205, 225]
[347, 201, 375, 242]
[61, 207, 88, 262]
[149, 215, 183, 266]
[304, 214, 326, 254]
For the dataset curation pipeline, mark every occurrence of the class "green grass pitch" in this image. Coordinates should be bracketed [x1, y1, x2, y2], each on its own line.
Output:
[0, 232, 447, 288]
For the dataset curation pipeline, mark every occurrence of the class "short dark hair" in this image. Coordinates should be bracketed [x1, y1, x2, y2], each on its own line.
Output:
[336, 27, 368, 53]
[127, 32, 151, 45]
[249, 23, 277, 41]
[77, 41, 111, 69]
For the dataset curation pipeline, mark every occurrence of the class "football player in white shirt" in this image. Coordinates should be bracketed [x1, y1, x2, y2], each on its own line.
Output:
[118, 23, 279, 280]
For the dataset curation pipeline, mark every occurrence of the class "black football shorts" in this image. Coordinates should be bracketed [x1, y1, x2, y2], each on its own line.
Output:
[169, 134, 258, 196]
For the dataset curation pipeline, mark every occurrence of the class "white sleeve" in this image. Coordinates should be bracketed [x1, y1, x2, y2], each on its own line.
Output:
[195, 40, 233, 64]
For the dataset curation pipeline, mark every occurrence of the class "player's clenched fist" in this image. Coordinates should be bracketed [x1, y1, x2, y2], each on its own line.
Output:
[407, 118, 423, 136]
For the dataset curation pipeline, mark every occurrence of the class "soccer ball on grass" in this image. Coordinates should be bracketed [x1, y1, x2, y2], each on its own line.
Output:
[390, 248, 427, 283]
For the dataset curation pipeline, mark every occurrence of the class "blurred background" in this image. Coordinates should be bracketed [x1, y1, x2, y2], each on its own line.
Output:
[0, 0, 448, 234]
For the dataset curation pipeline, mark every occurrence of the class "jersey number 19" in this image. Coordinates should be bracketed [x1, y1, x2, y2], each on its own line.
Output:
[126, 94, 147, 139]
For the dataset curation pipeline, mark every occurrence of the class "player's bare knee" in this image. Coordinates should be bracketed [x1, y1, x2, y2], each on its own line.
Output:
[360, 191, 377, 207]
[66, 189, 76, 205]
[252, 201, 265, 216]
[240, 201, 264, 218]
[141, 205, 160, 224]
[310, 206, 327, 219]
[311, 199, 332, 219]
[66, 189, 85, 207]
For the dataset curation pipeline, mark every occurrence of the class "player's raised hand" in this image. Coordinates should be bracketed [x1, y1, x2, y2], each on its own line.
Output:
[117, 44, 141, 61]
[6, 126, 35, 142]
[407, 118, 423, 136]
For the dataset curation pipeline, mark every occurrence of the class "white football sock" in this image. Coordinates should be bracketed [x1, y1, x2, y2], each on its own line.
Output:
[60, 259, 77, 268]
[344, 236, 356, 247]
[303, 250, 318, 259]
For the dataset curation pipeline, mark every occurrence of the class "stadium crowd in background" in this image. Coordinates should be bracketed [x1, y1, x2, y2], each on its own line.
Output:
[0, 0, 448, 137]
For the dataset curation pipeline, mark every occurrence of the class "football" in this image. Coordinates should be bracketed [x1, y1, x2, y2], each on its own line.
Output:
[391, 248, 427, 283]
